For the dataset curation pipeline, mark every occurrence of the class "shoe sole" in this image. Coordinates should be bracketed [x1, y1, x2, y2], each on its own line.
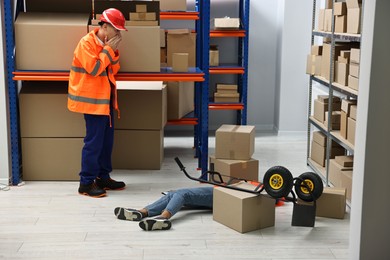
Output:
[114, 207, 142, 221]
[78, 192, 106, 198]
[102, 186, 125, 191]
[139, 219, 171, 231]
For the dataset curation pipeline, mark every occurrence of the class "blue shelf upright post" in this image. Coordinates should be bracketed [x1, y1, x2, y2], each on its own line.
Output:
[237, 0, 250, 125]
[194, 0, 201, 161]
[198, 0, 210, 178]
[3, 0, 22, 185]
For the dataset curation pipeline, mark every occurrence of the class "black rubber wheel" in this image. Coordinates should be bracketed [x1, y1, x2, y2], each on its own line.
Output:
[263, 166, 294, 199]
[294, 172, 324, 202]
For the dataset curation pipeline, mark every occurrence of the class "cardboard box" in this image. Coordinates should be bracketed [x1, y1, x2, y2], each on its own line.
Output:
[166, 81, 194, 120]
[172, 53, 189, 72]
[125, 20, 159, 26]
[317, 95, 341, 104]
[19, 82, 85, 138]
[215, 125, 255, 160]
[156, 0, 187, 11]
[341, 99, 358, 114]
[325, 0, 333, 9]
[216, 84, 238, 94]
[316, 187, 346, 219]
[314, 99, 327, 123]
[324, 9, 333, 32]
[306, 55, 316, 75]
[346, 0, 362, 9]
[136, 4, 147, 13]
[118, 26, 160, 72]
[350, 105, 357, 120]
[22, 137, 83, 181]
[349, 63, 360, 78]
[325, 111, 341, 125]
[340, 110, 348, 138]
[347, 8, 361, 34]
[209, 156, 259, 183]
[348, 75, 359, 90]
[314, 56, 322, 76]
[311, 45, 323, 56]
[210, 49, 219, 66]
[321, 43, 351, 80]
[213, 182, 275, 233]
[130, 12, 157, 21]
[214, 93, 240, 103]
[112, 129, 164, 169]
[334, 2, 347, 16]
[114, 86, 167, 130]
[350, 48, 360, 64]
[335, 15, 347, 33]
[167, 29, 196, 67]
[347, 117, 356, 145]
[318, 9, 325, 31]
[335, 61, 349, 86]
[15, 12, 90, 70]
[313, 131, 327, 146]
[329, 159, 353, 188]
[340, 170, 353, 201]
[214, 18, 240, 29]
[335, 155, 354, 167]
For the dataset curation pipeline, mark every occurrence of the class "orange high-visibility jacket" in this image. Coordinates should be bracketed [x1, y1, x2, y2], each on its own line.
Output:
[68, 28, 120, 116]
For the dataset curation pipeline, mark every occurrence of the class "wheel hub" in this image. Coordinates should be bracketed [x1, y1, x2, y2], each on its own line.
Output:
[269, 174, 283, 189]
[300, 179, 314, 194]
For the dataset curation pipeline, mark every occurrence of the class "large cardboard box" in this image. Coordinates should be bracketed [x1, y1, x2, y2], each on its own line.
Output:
[167, 81, 194, 120]
[209, 156, 259, 183]
[213, 182, 275, 233]
[316, 187, 346, 219]
[215, 125, 255, 160]
[115, 86, 167, 130]
[112, 129, 164, 169]
[15, 12, 90, 70]
[156, 0, 187, 11]
[119, 26, 160, 72]
[22, 137, 83, 181]
[167, 29, 196, 67]
[19, 82, 85, 138]
[347, 8, 361, 34]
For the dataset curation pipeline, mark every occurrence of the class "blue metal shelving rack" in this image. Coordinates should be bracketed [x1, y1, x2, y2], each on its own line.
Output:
[2, 0, 249, 183]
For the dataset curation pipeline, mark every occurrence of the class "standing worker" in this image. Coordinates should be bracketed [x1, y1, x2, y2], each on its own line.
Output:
[68, 8, 127, 198]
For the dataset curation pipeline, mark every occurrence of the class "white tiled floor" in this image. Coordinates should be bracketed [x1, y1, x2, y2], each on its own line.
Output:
[0, 133, 350, 259]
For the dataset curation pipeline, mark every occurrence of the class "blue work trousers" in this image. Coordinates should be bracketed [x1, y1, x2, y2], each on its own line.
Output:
[145, 187, 214, 217]
[79, 109, 114, 185]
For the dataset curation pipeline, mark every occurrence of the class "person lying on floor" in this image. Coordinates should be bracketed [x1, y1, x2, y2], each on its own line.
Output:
[114, 186, 213, 231]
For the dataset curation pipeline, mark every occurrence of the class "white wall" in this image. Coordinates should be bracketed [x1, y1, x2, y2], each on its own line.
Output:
[349, 0, 390, 259]
[0, 1, 12, 185]
[275, 0, 312, 132]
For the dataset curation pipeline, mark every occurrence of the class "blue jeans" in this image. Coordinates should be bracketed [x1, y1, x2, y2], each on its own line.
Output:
[79, 109, 114, 185]
[145, 187, 213, 217]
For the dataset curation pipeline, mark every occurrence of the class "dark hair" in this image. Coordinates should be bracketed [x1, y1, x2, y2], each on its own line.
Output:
[98, 21, 105, 27]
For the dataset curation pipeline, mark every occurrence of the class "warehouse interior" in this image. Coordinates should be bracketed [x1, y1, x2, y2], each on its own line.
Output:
[0, 0, 389, 259]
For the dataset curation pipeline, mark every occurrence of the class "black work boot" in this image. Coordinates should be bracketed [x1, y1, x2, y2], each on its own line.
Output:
[96, 177, 126, 190]
[78, 182, 106, 198]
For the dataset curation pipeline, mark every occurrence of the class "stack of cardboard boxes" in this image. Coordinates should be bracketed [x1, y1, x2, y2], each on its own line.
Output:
[154, 0, 187, 11]
[313, 95, 341, 126]
[335, 50, 350, 86]
[334, 2, 347, 33]
[346, 0, 362, 34]
[19, 82, 85, 181]
[214, 84, 240, 103]
[211, 124, 275, 233]
[310, 131, 345, 169]
[113, 83, 167, 170]
[348, 48, 360, 91]
[128, 3, 159, 26]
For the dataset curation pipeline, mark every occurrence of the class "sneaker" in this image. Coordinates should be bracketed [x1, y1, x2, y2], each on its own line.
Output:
[114, 207, 144, 221]
[78, 182, 106, 198]
[139, 216, 172, 231]
[96, 177, 125, 190]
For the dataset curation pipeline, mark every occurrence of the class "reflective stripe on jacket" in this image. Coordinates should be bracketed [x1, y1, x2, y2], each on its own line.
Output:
[68, 28, 120, 116]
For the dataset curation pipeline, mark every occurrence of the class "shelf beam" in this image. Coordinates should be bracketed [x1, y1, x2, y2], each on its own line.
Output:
[210, 30, 246, 37]
[160, 11, 199, 20]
